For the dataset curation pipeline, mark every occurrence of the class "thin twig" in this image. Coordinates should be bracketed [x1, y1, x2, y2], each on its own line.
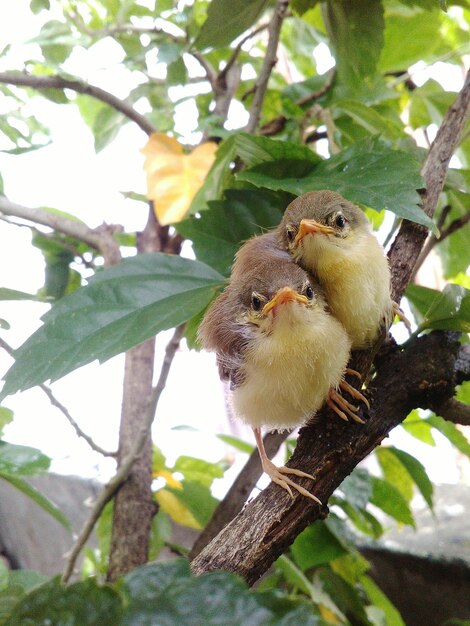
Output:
[0, 72, 156, 137]
[245, 0, 289, 134]
[412, 206, 470, 280]
[61, 324, 185, 582]
[0, 338, 116, 457]
[0, 197, 121, 266]
[221, 22, 269, 79]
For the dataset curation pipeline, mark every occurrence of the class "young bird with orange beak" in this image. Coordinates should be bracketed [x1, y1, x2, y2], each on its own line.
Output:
[277, 191, 409, 350]
[199, 232, 358, 503]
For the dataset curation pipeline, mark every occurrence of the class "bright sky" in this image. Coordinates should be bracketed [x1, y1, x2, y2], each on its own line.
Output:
[0, 1, 467, 494]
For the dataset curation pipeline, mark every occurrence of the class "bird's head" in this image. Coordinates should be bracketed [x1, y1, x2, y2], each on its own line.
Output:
[277, 190, 370, 269]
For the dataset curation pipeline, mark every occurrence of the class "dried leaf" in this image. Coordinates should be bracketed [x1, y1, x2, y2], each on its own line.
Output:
[142, 133, 217, 226]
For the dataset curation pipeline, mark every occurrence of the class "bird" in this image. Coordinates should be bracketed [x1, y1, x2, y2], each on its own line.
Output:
[276, 190, 410, 350]
[198, 232, 362, 503]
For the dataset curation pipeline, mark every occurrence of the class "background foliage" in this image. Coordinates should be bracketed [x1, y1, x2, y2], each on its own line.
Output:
[0, 0, 469, 623]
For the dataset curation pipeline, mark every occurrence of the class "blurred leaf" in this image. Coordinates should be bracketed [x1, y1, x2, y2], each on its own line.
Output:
[426, 414, 470, 459]
[0, 408, 13, 437]
[0, 288, 39, 301]
[163, 481, 219, 528]
[334, 99, 403, 140]
[436, 190, 470, 278]
[0, 441, 49, 475]
[195, 0, 269, 50]
[238, 139, 434, 231]
[323, 0, 384, 89]
[376, 447, 414, 503]
[338, 468, 372, 509]
[360, 574, 406, 626]
[235, 133, 322, 168]
[5, 577, 121, 625]
[155, 488, 202, 529]
[401, 409, 436, 445]
[172, 455, 226, 488]
[0, 254, 224, 399]
[419, 284, 470, 333]
[334, 499, 384, 539]
[30, 0, 50, 13]
[405, 283, 440, 323]
[291, 0, 319, 16]
[0, 473, 70, 530]
[388, 447, 433, 510]
[370, 477, 415, 527]
[177, 188, 288, 275]
[141, 133, 217, 225]
[148, 510, 172, 561]
[318, 567, 370, 625]
[217, 433, 255, 454]
[291, 522, 348, 571]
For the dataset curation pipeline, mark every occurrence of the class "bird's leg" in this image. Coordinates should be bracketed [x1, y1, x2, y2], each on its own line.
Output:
[327, 388, 365, 424]
[253, 427, 321, 504]
[392, 301, 412, 333]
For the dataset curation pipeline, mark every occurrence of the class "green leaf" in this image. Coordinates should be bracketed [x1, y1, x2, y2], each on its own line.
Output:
[172, 455, 226, 488]
[217, 433, 255, 454]
[0, 473, 70, 530]
[148, 509, 172, 561]
[235, 133, 322, 169]
[388, 447, 433, 510]
[334, 99, 404, 140]
[177, 188, 288, 276]
[291, 521, 347, 570]
[426, 414, 470, 459]
[401, 409, 436, 445]
[419, 283, 470, 332]
[0, 254, 224, 399]
[0, 441, 50, 475]
[237, 139, 434, 231]
[291, 0, 320, 16]
[405, 283, 440, 323]
[0, 408, 13, 437]
[0, 288, 39, 301]
[370, 476, 415, 527]
[5, 577, 121, 625]
[123, 559, 273, 626]
[376, 447, 414, 503]
[195, 0, 270, 50]
[30, 0, 51, 13]
[360, 574, 406, 626]
[323, 0, 384, 89]
[334, 499, 384, 539]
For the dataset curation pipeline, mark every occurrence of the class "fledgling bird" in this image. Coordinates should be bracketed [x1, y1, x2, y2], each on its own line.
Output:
[277, 190, 410, 350]
[199, 232, 358, 503]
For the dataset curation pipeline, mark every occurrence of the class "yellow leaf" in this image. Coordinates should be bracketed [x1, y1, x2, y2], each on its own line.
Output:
[319, 606, 342, 625]
[141, 133, 217, 226]
[153, 469, 183, 490]
[155, 489, 201, 529]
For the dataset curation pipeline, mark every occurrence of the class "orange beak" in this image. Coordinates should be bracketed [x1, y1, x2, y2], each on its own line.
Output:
[293, 218, 335, 247]
[262, 286, 308, 315]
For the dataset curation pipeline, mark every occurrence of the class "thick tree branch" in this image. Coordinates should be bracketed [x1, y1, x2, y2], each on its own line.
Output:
[62, 324, 185, 583]
[192, 332, 469, 583]
[0, 72, 156, 137]
[431, 397, 470, 426]
[0, 197, 121, 266]
[245, 0, 289, 134]
[191, 69, 470, 584]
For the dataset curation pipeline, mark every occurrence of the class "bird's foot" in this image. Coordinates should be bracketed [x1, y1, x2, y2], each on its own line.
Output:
[340, 379, 370, 410]
[327, 388, 365, 424]
[261, 457, 321, 504]
[392, 301, 412, 334]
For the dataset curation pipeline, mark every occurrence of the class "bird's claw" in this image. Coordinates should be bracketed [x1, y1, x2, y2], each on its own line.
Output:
[340, 379, 370, 410]
[392, 301, 412, 334]
[262, 459, 321, 504]
[328, 388, 366, 424]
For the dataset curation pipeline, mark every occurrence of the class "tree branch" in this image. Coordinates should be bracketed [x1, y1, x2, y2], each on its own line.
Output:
[192, 332, 469, 583]
[431, 397, 470, 426]
[0, 197, 121, 267]
[191, 69, 470, 584]
[389, 68, 470, 302]
[62, 324, 185, 583]
[245, 0, 289, 134]
[0, 72, 156, 137]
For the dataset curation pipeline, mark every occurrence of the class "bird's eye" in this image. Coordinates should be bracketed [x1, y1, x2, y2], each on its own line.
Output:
[251, 294, 262, 311]
[305, 285, 314, 300]
[286, 226, 295, 242]
[335, 214, 346, 229]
